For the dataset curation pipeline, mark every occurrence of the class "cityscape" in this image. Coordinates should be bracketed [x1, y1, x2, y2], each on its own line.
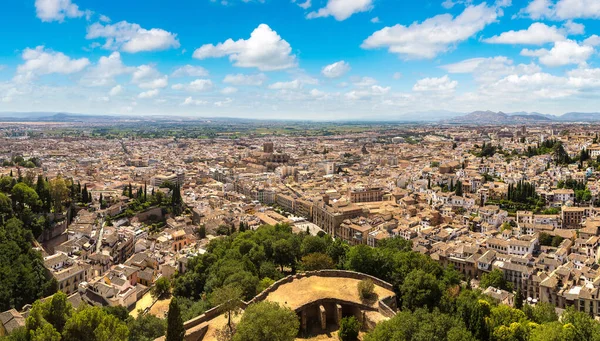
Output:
[4, 1, 600, 341]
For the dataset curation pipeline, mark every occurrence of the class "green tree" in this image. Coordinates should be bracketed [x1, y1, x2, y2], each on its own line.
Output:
[166, 297, 185, 341]
[300, 253, 335, 271]
[233, 301, 299, 341]
[152, 277, 171, 300]
[514, 287, 523, 310]
[197, 225, 206, 239]
[31, 323, 62, 341]
[62, 306, 129, 341]
[210, 284, 243, 333]
[49, 176, 69, 212]
[523, 302, 558, 324]
[338, 316, 360, 341]
[480, 269, 512, 291]
[364, 309, 475, 341]
[127, 314, 166, 341]
[11, 182, 41, 212]
[400, 269, 442, 311]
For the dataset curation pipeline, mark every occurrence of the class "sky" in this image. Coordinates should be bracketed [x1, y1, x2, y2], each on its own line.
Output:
[2, 0, 600, 120]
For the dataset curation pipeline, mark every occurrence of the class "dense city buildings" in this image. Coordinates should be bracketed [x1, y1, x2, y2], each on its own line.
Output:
[4, 121, 600, 339]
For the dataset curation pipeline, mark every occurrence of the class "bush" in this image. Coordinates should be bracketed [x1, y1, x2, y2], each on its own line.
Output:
[358, 279, 375, 301]
[338, 316, 360, 341]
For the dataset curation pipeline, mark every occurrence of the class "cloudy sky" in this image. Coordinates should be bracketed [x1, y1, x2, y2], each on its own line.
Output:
[2, 0, 600, 119]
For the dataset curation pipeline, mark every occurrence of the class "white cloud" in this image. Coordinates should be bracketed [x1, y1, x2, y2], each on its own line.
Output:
[223, 73, 267, 86]
[99, 14, 111, 23]
[321, 61, 351, 78]
[182, 97, 207, 106]
[583, 35, 600, 47]
[413, 75, 458, 92]
[35, 0, 83, 22]
[345, 85, 390, 100]
[171, 65, 209, 77]
[484, 23, 565, 45]
[362, 3, 502, 59]
[371, 17, 380, 23]
[522, 0, 600, 20]
[172, 79, 214, 92]
[441, 56, 541, 83]
[16, 46, 89, 81]
[292, 0, 311, 9]
[521, 40, 593, 66]
[564, 20, 584, 35]
[307, 0, 373, 21]
[482, 72, 575, 99]
[80, 52, 134, 87]
[353, 76, 377, 87]
[86, 21, 180, 53]
[132, 65, 168, 89]
[109, 85, 123, 96]
[193, 24, 297, 71]
[393, 72, 402, 80]
[221, 87, 238, 94]
[269, 80, 302, 90]
[215, 98, 233, 107]
[138, 89, 159, 98]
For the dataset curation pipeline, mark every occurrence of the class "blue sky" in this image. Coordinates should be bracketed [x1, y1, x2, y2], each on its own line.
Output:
[2, 0, 600, 119]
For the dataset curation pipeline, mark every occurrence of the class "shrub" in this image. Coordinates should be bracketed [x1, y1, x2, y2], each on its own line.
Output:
[338, 316, 360, 341]
[358, 279, 375, 301]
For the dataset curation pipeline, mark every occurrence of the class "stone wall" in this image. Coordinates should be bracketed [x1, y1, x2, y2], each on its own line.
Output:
[181, 270, 396, 332]
[247, 270, 395, 306]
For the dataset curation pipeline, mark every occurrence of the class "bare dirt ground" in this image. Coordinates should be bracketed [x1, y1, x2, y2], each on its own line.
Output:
[265, 276, 395, 310]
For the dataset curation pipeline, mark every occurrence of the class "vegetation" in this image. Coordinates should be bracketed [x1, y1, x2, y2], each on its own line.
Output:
[338, 316, 360, 341]
[11, 221, 600, 341]
[479, 269, 513, 292]
[151, 277, 171, 300]
[166, 298, 185, 341]
[233, 301, 299, 341]
[358, 279, 375, 301]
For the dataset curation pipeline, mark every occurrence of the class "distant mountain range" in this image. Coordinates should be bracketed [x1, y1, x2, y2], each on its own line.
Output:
[445, 111, 600, 124]
[0, 111, 599, 123]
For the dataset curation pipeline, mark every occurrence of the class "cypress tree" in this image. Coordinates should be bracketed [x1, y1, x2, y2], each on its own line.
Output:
[166, 297, 185, 341]
[82, 185, 89, 203]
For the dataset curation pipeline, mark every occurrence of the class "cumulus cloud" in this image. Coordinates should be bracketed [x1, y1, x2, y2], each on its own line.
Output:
[583, 35, 600, 46]
[307, 0, 373, 21]
[132, 65, 168, 89]
[182, 97, 207, 106]
[321, 61, 351, 78]
[16, 46, 89, 82]
[35, 0, 83, 22]
[86, 21, 180, 53]
[483, 23, 565, 45]
[109, 85, 123, 96]
[441, 56, 541, 83]
[353, 76, 377, 87]
[80, 52, 134, 87]
[223, 73, 267, 86]
[171, 65, 209, 77]
[193, 24, 297, 71]
[361, 3, 502, 59]
[138, 89, 159, 98]
[521, 40, 593, 66]
[345, 85, 390, 100]
[268, 80, 303, 90]
[522, 0, 600, 20]
[221, 87, 238, 94]
[413, 75, 458, 92]
[292, 0, 312, 9]
[172, 79, 214, 92]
